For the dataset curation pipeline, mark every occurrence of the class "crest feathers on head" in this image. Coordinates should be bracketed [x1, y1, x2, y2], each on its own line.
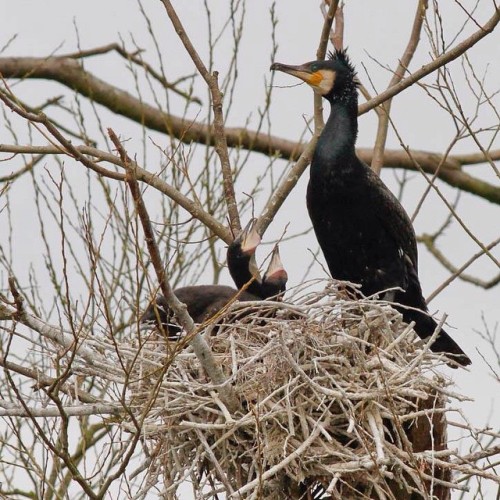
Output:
[328, 48, 356, 74]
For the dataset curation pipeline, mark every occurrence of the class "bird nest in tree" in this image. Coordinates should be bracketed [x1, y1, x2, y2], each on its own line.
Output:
[128, 283, 464, 499]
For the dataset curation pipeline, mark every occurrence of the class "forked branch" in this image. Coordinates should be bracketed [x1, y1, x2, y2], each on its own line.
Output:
[109, 128, 240, 413]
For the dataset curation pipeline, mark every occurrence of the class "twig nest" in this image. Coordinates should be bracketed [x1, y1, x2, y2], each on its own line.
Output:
[130, 283, 456, 498]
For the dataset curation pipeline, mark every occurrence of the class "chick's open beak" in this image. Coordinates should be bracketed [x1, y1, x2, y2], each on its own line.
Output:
[237, 219, 261, 255]
[264, 245, 288, 284]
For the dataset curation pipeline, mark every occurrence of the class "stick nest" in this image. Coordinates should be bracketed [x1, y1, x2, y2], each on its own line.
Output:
[129, 283, 461, 499]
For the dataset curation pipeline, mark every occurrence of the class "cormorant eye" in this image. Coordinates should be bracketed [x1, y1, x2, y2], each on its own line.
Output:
[310, 64, 319, 72]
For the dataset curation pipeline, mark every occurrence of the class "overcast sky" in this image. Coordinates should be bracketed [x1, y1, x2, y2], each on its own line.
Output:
[1, 1, 499, 497]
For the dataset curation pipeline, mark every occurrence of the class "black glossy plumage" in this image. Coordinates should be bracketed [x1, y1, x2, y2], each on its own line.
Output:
[227, 221, 287, 300]
[272, 50, 470, 366]
[141, 223, 287, 337]
[140, 285, 260, 338]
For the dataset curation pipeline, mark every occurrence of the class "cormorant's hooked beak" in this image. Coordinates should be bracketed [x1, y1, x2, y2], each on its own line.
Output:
[270, 62, 320, 87]
[271, 61, 335, 96]
[237, 218, 261, 256]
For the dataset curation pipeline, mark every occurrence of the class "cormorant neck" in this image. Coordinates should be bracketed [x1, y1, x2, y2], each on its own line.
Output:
[227, 249, 250, 289]
[227, 249, 264, 297]
[312, 93, 358, 172]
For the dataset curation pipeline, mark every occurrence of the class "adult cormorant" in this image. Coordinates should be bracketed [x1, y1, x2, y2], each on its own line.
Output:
[271, 50, 471, 366]
[141, 222, 288, 336]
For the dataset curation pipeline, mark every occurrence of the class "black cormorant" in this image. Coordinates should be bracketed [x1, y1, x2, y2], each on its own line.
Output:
[271, 50, 471, 366]
[141, 223, 288, 336]
[260, 245, 288, 299]
[227, 219, 288, 299]
[140, 285, 259, 338]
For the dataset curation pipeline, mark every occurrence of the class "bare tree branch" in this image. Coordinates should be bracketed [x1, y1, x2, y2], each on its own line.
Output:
[109, 128, 240, 413]
[421, 235, 500, 301]
[371, 0, 427, 175]
[160, 0, 241, 234]
[0, 404, 121, 418]
[358, 5, 500, 116]
[0, 133, 232, 243]
[0, 356, 99, 404]
[317, 1, 340, 59]
[2, 54, 499, 203]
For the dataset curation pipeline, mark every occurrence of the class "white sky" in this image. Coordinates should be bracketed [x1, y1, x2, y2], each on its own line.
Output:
[1, 0, 499, 498]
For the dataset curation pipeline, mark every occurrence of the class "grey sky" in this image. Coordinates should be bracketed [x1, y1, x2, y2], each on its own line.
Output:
[1, 0, 499, 497]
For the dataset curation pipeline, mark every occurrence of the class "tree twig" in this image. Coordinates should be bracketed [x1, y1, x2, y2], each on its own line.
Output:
[0, 356, 99, 404]
[0, 94, 232, 242]
[423, 235, 500, 301]
[108, 128, 240, 413]
[159, 0, 241, 234]
[2, 56, 500, 203]
[358, 5, 500, 116]
[371, 0, 427, 175]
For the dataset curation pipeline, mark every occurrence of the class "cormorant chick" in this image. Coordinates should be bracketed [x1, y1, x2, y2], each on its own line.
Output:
[141, 222, 288, 338]
[271, 50, 470, 366]
[227, 219, 287, 299]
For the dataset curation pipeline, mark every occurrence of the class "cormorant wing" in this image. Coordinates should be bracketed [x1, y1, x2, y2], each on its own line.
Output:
[360, 161, 420, 296]
[365, 165, 418, 263]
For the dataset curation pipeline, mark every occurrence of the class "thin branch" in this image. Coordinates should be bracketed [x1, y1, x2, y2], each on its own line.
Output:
[0, 153, 46, 182]
[371, 0, 427, 175]
[108, 128, 240, 413]
[0, 404, 121, 418]
[317, 1, 339, 60]
[58, 42, 201, 104]
[0, 302, 121, 375]
[2, 58, 499, 205]
[323, 1, 344, 51]
[0, 356, 99, 404]
[313, 1, 340, 135]
[160, 0, 241, 234]
[358, 5, 500, 116]
[0, 103, 232, 242]
[423, 235, 500, 302]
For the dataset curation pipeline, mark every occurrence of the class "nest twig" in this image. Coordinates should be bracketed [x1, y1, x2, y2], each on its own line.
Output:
[126, 283, 473, 499]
